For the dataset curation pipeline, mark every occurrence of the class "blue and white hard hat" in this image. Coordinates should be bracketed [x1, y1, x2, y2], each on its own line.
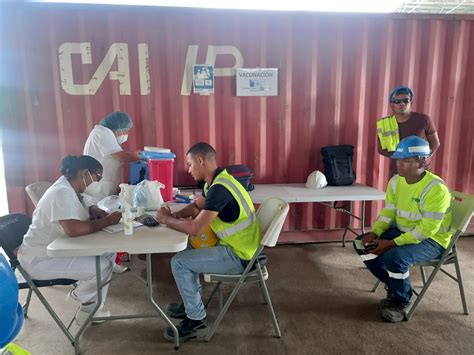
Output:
[391, 136, 431, 160]
[0, 254, 24, 348]
[389, 86, 414, 102]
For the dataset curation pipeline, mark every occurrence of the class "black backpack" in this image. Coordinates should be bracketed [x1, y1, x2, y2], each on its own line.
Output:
[225, 165, 255, 191]
[320, 145, 356, 186]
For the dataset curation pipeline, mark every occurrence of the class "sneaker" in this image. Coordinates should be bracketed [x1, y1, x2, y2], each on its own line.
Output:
[166, 302, 186, 319]
[75, 306, 111, 326]
[163, 317, 208, 343]
[113, 263, 130, 274]
[381, 301, 411, 323]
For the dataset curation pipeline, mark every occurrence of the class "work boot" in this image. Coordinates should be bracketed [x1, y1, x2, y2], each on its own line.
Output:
[380, 284, 395, 309]
[381, 301, 412, 323]
[163, 316, 208, 343]
[165, 302, 186, 319]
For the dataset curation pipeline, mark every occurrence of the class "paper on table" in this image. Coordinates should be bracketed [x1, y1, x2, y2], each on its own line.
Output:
[102, 221, 143, 233]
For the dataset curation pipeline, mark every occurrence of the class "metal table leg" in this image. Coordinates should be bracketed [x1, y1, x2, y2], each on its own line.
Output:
[73, 256, 103, 355]
[145, 253, 180, 350]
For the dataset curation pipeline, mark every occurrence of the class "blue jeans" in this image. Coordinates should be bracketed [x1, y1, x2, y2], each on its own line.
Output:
[171, 245, 244, 320]
[354, 228, 444, 304]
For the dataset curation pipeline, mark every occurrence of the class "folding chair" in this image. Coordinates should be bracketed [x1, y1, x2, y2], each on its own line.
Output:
[0, 214, 77, 346]
[25, 181, 53, 207]
[370, 191, 474, 320]
[203, 197, 289, 341]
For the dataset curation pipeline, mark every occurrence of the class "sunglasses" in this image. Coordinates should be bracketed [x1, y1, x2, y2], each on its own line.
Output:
[391, 98, 411, 104]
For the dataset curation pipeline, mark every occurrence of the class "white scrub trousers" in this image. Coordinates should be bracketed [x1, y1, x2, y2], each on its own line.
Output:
[23, 253, 115, 312]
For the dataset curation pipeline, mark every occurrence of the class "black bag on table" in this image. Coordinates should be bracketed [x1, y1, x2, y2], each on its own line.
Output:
[224, 165, 255, 191]
[320, 145, 356, 186]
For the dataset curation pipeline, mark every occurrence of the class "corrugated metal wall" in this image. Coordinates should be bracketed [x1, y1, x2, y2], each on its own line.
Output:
[2, 3, 473, 234]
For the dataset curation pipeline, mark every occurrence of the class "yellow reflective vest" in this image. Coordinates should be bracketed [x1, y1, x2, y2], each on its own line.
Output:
[204, 169, 261, 260]
[377, 115, 400, 152]
[371, 171, 452, 249]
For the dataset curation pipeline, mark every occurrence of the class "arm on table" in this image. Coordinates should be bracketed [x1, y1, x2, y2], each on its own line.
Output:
[59, 212, 122, 237]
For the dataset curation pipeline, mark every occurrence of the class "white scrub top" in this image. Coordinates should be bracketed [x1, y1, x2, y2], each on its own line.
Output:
[83, 125, 123, 204]
[18, 176, 90, 263]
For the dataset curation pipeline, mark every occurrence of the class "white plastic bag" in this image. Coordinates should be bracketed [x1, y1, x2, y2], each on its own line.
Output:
[143, 180, 165, 210]
[119, 183, 136, 206]
[97, 195, 122, 213]
[121, 180, 164, 210]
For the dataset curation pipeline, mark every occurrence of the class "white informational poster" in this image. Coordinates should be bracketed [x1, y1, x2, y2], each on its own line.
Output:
[236, 68, 278, 96]
[193, 64, 214, 94]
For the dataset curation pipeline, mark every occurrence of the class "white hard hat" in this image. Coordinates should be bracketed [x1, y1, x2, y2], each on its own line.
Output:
[305, 170, 328, 189]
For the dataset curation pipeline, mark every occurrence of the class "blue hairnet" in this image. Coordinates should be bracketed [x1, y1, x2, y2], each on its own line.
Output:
[99, 111, 133, 132]
[389, 86, 414, 102]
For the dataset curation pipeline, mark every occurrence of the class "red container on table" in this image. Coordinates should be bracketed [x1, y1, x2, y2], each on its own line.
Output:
[148, 159, 174, 202]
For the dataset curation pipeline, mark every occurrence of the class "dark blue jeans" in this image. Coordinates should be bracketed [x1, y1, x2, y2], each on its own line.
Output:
[354, 228, 444, 304]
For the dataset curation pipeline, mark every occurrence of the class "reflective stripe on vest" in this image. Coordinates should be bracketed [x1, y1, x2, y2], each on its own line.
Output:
[210, 176, 256, 240]
[388, 270, 410, 280]
[419, 179, 443, 210]
[377, 215, 392, 224]
[385, 203, 396, 210]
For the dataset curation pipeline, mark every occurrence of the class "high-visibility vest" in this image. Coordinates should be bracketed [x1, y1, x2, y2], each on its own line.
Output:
[377, 115, 400, 152]
[372, 171, 452, 249]
[204, 169, 261, 260]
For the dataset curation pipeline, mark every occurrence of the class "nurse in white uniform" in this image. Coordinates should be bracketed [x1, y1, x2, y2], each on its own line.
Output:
[18, 155, 122, 325]
[83, 112, 141, 273]
[83, 111, 141, 205]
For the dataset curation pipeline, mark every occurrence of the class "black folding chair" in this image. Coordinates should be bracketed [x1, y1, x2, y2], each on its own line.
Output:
[0, 214, 77, 346]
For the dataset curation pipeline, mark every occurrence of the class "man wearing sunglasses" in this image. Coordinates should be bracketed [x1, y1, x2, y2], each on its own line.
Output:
[376, 86, 440, 176]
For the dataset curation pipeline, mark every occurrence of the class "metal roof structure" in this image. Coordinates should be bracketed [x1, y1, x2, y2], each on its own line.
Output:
[395, 0, 474, 14]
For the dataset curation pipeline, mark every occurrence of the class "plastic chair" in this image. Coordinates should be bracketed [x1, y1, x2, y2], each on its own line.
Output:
[0, 214, 77, 346]
[370, 191, 474, 320]
[25, 181, 53, 207]
[203, 197, 290, 341]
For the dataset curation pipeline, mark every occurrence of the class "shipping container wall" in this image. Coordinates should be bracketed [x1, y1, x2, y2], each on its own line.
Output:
[2, 4, 473, 234]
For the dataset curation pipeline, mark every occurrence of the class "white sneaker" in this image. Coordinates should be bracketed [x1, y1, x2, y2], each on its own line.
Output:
[113, 263, 130, 274]
[75, 306, 111, 326]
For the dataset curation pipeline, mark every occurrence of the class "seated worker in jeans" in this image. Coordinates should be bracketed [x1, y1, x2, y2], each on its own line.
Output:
[354, 136, 452, 323]
[156, 142, 261, 342]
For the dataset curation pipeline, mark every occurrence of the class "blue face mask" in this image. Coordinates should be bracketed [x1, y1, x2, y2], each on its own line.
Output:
[116, 134, 128, 145]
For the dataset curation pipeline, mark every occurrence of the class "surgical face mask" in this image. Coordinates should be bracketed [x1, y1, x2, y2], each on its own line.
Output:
[116, 134, 128, 145]
[83, 171, 101, 196]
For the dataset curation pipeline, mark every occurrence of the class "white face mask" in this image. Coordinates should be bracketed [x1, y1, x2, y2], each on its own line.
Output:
[83, 171, 101, 196]
[116, 134, 128, 144]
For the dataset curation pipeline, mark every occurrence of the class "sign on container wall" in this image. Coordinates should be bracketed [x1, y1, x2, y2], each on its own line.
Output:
[236, 68, 278, 96]
[193, 64, 214, 94]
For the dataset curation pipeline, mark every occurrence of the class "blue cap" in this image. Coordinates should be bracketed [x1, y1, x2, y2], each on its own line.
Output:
[0, 254, 24, 348]
[391, 136, 431, 160]
[389, 86, 414, 102]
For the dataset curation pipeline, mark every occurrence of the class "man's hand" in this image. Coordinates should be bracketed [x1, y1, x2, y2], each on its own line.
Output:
[371, 239, 396, 255]
[361, 232, 377, 244]
[89, 206, 108, 220]
[156, 205, 173, 224]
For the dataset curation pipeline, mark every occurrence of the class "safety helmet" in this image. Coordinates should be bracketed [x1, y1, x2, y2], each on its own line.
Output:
[0, 254, 24, 348]
[391, 136, 431, 160]
[189, 225, 218, 249]
[389, 86, 414, 102]
[305, 170, 328, 189]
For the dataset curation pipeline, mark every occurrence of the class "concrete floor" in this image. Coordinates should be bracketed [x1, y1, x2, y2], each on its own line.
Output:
[12, 237, 474, 354]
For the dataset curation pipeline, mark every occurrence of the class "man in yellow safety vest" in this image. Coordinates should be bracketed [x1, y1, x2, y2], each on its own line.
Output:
[376, 86, 440, 176]
[156, 142, 261, 342]
[354, 136, 452, 322]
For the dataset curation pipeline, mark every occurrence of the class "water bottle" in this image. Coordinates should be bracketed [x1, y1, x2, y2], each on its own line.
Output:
[123, 204, 134, 236]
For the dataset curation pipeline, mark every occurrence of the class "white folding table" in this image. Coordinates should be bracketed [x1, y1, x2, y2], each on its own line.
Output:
[47, 225, 188, 354]
[249, 183, 386, 245]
